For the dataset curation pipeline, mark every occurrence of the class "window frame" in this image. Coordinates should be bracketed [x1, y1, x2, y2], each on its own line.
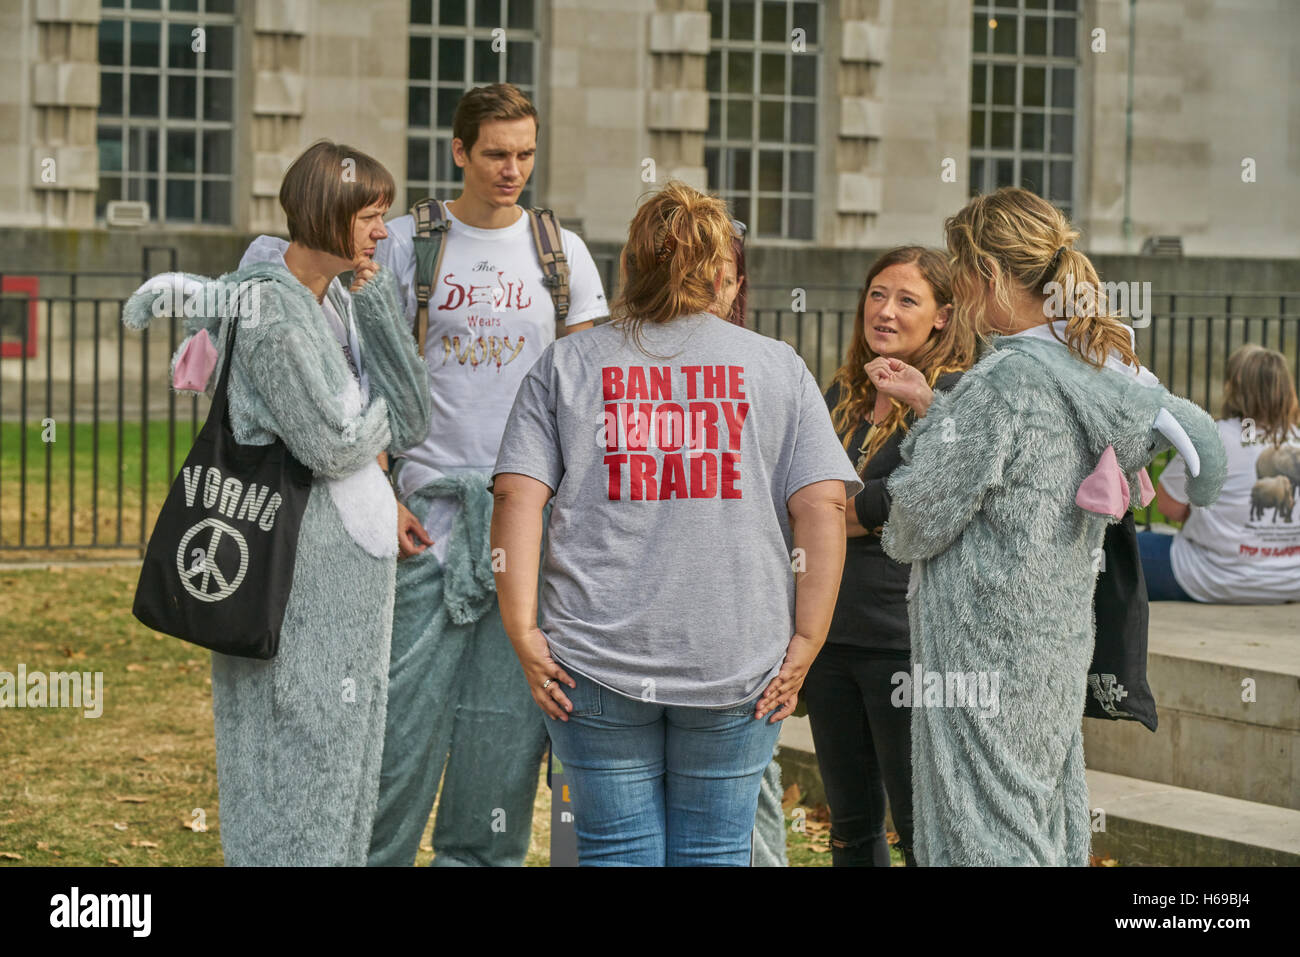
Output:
[968, 0, 1080, 218]
[96, 0, 240, 227]
[705, 0, 822, 243]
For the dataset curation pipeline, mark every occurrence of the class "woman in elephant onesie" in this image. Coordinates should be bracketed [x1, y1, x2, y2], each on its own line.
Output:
[122, 142, 430, 865]
[876, 188, 1227, 865]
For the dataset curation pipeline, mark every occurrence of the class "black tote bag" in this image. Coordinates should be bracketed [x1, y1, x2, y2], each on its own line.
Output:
[133, 313, 313, 659]
[1086, 511, 1159, 731]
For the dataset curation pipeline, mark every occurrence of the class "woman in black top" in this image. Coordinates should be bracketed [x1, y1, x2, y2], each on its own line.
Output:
[804, 246, 975, 866]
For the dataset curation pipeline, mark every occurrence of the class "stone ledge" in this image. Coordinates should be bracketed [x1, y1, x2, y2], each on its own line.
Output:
[32, 62, 98, 108]
[841, 21, 886, 64]
[649, 12, 710, 55]
[35, 0, 99, 24]
[1088, 769, 1300, 866]
[647, 89, 708, 132]
[254, 0, 310, 35]
[837, 172, 882, 214]
[839, 96, 883, 139]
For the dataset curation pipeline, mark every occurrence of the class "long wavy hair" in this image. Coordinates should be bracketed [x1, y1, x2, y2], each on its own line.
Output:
[945, 187, 1139, 369]
[1221, 344, 1300, 447]
[612, 181, 736, 354]
[829, 246, 976, 462]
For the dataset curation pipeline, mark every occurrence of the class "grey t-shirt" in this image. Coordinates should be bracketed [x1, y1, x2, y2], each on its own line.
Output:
[492, 313, 864, 708]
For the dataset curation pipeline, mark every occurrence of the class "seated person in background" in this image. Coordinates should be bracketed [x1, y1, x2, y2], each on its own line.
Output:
[1141, 343, 1300, 603]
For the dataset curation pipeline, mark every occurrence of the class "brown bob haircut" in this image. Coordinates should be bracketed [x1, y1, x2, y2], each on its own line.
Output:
[279, 140, 395, 259]
[453, 83, 539, 156]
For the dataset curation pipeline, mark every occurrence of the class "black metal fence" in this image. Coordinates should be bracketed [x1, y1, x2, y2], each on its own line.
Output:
[2, 262, 1296, 554]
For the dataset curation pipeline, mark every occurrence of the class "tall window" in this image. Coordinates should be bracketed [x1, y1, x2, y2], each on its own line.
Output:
[706, 0, 820, 240]
[97, 0, 238, 225]
[407, 0, 540, 212]
[969, 0, 1078, 216]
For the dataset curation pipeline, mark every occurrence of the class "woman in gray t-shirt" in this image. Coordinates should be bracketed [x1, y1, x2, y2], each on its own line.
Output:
[490, 181, 862, 866]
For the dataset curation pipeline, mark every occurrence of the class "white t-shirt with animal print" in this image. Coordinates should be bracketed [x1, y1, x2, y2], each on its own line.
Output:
[1159, 417, 1300, 603]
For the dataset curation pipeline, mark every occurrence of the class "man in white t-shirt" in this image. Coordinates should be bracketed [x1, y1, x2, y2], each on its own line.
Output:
[367, 84, 607, 866]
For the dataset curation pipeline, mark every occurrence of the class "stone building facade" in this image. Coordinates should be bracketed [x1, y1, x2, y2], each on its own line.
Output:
[1, 0, 1296, 260]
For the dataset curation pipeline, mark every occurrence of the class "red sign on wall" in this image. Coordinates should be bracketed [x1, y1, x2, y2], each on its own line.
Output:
[0, 276, 39, 359]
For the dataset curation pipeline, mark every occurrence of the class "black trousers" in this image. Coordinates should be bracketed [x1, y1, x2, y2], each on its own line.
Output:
[801, 644, 914, 867]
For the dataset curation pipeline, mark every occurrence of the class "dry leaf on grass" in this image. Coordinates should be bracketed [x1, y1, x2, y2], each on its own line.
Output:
[115, 796, 148, 803]
[107, 858, 121, 866]
[112, 822, 128, 831]
[808, 844, 830, 854]
[0, 852, 23, 860]
[126, 663, 147, 672]
[36, 841, 49, 851]
[886, 830, 899, 845]
[781, 782, 801, 810]
[129, 840, 159, 849]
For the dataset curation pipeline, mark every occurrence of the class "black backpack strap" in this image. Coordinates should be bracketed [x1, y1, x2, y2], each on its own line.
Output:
[527, 207, 571, 329]
[410, 198, 451, 357]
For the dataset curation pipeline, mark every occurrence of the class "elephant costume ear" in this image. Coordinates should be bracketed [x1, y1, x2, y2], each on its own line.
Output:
[1149, 398, 1229, 506]
[1077, 446, 1158, 518]
[172, 328, 218, 392]
[1077, 445, 1130, 519]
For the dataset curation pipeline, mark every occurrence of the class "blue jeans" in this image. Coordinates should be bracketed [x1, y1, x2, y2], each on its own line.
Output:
[545, 668, 783, 866]
[1136, 531, 1195, 601]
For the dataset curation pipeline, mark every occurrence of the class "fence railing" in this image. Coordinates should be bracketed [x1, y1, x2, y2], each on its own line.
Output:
[2, 266, 1296, 554]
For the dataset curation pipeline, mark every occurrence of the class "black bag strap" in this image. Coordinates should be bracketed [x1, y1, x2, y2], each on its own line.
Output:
[209, 279, 270, 433]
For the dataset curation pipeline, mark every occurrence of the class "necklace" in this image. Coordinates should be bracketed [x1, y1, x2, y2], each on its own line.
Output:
[855, 417, 876, 473]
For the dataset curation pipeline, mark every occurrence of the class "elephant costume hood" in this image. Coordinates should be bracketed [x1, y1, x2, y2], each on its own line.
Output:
[991, 330, 1228, 511]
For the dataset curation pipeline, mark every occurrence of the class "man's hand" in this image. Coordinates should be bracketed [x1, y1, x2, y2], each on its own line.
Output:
[397, 500, 432, 558]
[350, 255, 379, 293]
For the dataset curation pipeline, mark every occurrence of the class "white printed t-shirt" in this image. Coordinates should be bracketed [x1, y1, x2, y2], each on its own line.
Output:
[374, 204, 608, 557]
[1159, 418, 1300, 603]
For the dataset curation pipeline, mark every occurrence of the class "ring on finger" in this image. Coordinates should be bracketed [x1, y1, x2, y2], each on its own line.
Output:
[542, 678, 554, 691]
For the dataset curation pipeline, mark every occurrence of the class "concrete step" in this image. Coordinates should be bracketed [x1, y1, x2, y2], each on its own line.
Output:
[1087, 769, 1300, 866]
[775, 721, 1300, 865]
[1083, 602, 1300, 810]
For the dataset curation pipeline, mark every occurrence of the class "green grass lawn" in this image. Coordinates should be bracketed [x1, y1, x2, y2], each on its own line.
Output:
[0, 420, 200, 552]
[0, 564, 833, 867]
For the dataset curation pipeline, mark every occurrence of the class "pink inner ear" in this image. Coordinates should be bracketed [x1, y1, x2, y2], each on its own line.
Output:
[1137, 467, 1156, 507]
[173, 329, 218, 392]
[1076, 444, 1130, 518]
